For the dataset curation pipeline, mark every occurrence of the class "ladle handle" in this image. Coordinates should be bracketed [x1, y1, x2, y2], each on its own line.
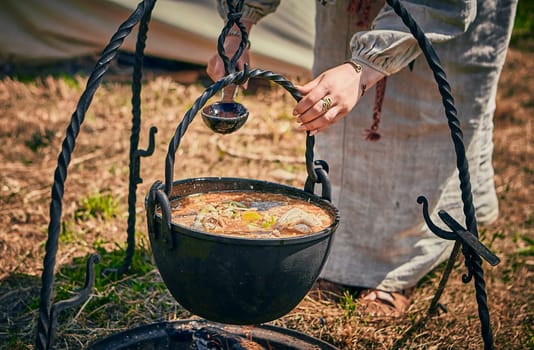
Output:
[221, 84, 238, 103]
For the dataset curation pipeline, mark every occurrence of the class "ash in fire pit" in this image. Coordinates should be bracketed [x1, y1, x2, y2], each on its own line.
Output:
[87, 319, 338, 350]
[191, 326, 263, 349]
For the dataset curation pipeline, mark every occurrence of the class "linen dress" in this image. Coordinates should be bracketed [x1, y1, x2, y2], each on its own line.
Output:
[218, 0, 517, 291]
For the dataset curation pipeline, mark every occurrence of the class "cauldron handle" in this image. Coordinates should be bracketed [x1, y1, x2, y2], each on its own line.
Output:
[163, 68, 330, 199]
[146, 181, 174, 248]
[304, 160, 331, 201]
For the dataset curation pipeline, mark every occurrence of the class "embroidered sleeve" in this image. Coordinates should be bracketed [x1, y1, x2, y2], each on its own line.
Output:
[217, 0, 281, 24]
[350, 0, 477, 76]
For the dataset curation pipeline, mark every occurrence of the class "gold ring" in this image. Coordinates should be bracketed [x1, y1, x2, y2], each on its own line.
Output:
[321, 96, 333, 112]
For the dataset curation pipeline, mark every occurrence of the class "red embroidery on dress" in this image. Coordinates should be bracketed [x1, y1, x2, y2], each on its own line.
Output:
[345, 1, 388, 141]
[365, 77, 386, 141]
[347, 0, 372, 28]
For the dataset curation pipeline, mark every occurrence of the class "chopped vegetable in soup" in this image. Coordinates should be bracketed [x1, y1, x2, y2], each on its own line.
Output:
[169, 191, 332, 238]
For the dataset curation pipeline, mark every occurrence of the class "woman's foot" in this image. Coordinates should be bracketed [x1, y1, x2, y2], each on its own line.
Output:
[357, 288, 412, 317]
[312, 279, 412, 317]
[312, 278, 362, 296]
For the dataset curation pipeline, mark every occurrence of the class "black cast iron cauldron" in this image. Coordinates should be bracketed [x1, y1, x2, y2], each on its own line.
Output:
[145, 69, 339, 325]
[146, 177, 339, 325]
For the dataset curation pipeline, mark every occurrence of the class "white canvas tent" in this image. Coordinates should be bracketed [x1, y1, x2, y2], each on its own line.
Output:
[0, 0, 315, 77]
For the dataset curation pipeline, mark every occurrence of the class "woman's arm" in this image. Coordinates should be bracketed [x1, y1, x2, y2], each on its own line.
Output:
[293, 0, 477, 135]
[351, 0, 477, 76]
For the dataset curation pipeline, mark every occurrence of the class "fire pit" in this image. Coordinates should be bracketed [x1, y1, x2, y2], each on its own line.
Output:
[87, 319, 338, 350]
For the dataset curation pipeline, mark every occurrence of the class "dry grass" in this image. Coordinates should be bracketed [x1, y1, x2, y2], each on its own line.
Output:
[0, 47, 532, 349]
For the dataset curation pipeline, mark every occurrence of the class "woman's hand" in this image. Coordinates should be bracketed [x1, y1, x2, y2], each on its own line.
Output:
[206, 36, 250, 82]
[206, 22, 253, 87]
[293, 62, 384, 135]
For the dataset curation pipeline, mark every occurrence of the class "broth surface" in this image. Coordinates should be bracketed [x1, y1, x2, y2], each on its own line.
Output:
[169, 191, 333, 238]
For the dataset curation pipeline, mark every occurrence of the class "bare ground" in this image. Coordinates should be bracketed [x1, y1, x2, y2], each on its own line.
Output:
[0, 47, 532, 349]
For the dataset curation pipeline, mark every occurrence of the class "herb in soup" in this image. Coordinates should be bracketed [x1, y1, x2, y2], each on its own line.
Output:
[169, 191, 332, 238]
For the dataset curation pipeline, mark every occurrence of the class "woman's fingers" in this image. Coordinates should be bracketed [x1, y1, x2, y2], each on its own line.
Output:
[236, 59, 249, 89]
[293, 63, 365, 134]
[296, 105, 343, 134]
[206, 55, 220, 82]
[293, 77, 326, 115]
[296, 94, 333, 123]
[206, 36, 250, 85]
[293, 90, 328, 117]
[294, 78, 320, 95]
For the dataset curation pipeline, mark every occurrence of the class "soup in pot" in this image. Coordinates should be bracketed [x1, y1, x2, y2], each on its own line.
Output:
[169, 191, 333, 238]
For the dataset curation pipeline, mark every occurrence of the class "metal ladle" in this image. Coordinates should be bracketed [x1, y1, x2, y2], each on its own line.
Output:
[201, 84, 249, 134]
[201, 0, 250, 135]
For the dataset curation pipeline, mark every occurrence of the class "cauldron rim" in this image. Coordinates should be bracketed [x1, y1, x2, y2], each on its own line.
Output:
[153, 176, 340, 246]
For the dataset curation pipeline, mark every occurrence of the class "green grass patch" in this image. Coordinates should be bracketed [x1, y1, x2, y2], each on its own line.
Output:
[339, 290, 358, 318]
[59, 221, 81, 244]
[24, 129, 55, 152]
[511, 1, 534, 50]
[516, 234, 534, 257]
[513, 1, 534, 35]
[52, 239, 185, 329]
[74, 192, 120, 221]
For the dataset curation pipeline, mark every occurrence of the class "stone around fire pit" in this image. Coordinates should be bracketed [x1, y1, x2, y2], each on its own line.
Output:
[86, 319, 339, 349]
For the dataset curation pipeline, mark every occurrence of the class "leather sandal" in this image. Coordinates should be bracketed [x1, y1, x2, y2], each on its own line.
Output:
[357, 289, 412, 317]
[312, 278, 363, 298]
[313, 278, 344, 295]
